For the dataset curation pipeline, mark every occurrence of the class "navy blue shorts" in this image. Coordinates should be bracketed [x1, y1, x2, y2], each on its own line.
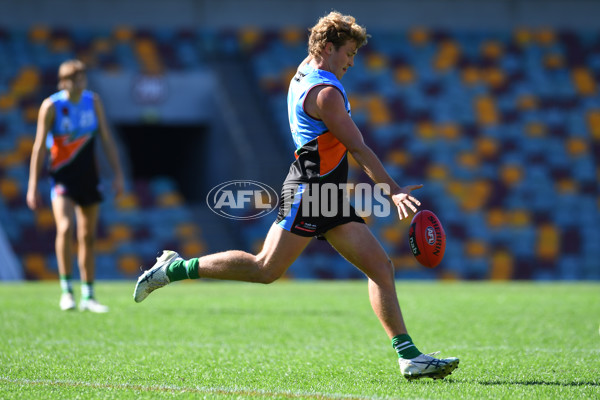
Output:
[51, 180, 103, 207]
[274, 183, 365, 239]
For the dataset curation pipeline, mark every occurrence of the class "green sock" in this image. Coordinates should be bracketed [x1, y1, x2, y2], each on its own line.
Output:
[166, 258, 200, 282]
[81, 282, 94, 300]
[59, 275, 72, 294]
[392, 334, 422, 359]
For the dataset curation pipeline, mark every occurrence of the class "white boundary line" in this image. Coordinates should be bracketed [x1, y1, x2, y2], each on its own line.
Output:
[0, 377, 379, 400]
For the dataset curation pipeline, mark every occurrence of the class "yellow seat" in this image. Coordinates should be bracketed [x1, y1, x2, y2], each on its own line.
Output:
[17, 136, 34, 158]
[281, 27, 303, 46]
[366, 95, 391, 126]
[476, 136, 498, 159]
[439, 122, 460, 140]
[461, 66, 480, 86]
[0, 93, 16, 111]
[457, 152, 480, 170]
[482, 67, 505, 90]
[35, 207, 55, 230]
[11, 66, 41, 98]
[517, 94, 537, 110]
[572, 67, 597, 96]
[509, 209, 531, 227]
[365, 53, 388, 72]
[544, 53, 564, 69]
[556, 178, 577, 194]
[481, 40, 503, 60]
[537, 224, 559, 261]
[474, 96, 498, 126]
[426, 164, 449, 181]
[408, 28, 429, 46]
[587, 110, 600, 140]
[465, 240, 487, 258]
[114, 26, 134, 42]
[50, 37, 72, 53]
[29, 26, 50, 43]
[116, 193, 139, 209]
[514, 28, 532, 46]
[118, 254, 142, 275]
[157, 192, 183, 207]
[238, 27, 261, 51]
[93, 37, 112, 54]
[23, 253, 57, 280]
[487, 208, 505, 228]
[175, 222, 199, 239]
[109, 224, 132, 242]
[0, 178, 20, 201]
[434, 40, 460, 71]
[567, 138, 588, 157]
[536, 28, 556, 46]
[0, 151, 24, 168]
[394, 65, 415, 85]
[386, 150, 410, 167]
[181, 239, 206, 258]
[95, 237, 114, 253]
[381, 225, 402, 244]
[525, 121, 546, 137]
[416, 121, 436, 139]
[490, 250, 513, 280]
[500, 164, 523, 187]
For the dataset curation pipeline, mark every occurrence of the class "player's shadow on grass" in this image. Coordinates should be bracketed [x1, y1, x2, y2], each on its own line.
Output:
[476, 380, 599, 387]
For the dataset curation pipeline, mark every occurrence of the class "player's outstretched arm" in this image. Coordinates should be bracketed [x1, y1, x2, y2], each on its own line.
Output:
[313, 86, 422, 220]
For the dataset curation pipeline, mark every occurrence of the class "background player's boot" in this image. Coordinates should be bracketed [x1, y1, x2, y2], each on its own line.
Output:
[79, 298, 109, 313]
[59, 292, 76, 311]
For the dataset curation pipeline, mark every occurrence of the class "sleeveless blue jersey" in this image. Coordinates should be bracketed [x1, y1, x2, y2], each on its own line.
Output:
[285, 63, 350, 183]
[46, 90, 99, 186]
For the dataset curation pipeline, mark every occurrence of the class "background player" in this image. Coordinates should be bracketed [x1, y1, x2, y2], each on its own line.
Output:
[27, 59, 125, 312]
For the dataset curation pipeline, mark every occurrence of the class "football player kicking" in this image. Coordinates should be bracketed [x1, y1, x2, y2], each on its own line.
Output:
[134, 11, 459, 380]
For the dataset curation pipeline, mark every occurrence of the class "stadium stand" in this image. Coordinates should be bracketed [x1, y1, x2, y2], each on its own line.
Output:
[0, 25, 598, 281]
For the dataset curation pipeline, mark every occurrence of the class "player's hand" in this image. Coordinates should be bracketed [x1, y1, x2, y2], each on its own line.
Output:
[26, 186, 41, 210]
[392, 184, 423, 220]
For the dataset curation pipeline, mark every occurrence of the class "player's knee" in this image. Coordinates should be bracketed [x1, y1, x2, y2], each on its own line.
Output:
[254, 256, 284, 284]
[370, 258, 395, 283]
[56, 220, 74, 237]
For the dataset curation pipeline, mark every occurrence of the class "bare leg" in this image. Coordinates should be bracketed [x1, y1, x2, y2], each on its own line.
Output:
[324, 222, 408, 338]
[74, 204, 100, 283]
[51, 195, 76, 278]
[197, 223, 312, 283]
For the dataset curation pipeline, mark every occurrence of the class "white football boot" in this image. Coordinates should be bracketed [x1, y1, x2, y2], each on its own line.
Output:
[133, 250, 181, 303]
[59, 293, 76, 311]
[399, 352, 459, 380]
[79, 298, 109, 313]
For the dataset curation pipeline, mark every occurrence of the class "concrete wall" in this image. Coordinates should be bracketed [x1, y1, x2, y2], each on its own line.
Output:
[1, 0, 599, 30]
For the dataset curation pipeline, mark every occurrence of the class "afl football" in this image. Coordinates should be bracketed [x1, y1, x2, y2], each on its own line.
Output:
[408, 210, 446, 268]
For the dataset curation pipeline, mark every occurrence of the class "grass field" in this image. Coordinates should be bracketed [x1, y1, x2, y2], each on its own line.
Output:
[0, 280, 598, 399]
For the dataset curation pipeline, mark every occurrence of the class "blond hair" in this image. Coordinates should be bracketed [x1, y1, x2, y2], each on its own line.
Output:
[308, 11, 369, 59]
[57, 59, 86, 90]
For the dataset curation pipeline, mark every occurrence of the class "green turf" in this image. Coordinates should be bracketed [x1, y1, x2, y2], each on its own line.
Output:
[0, 281, 598, 399]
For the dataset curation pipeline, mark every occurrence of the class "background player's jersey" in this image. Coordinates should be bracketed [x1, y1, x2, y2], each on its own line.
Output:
[46, 89, 99, 185]
[286, 63, 351, 184]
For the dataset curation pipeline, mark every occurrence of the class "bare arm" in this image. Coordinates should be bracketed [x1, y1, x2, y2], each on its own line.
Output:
[307, 86, 422, 219]
[26, 98, 54, 210]
[93, 93, 125, 197]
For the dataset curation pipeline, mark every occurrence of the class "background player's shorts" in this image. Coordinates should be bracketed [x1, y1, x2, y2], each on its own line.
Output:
[51, 180, 103, 207]
[275, 183, 365, 238]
